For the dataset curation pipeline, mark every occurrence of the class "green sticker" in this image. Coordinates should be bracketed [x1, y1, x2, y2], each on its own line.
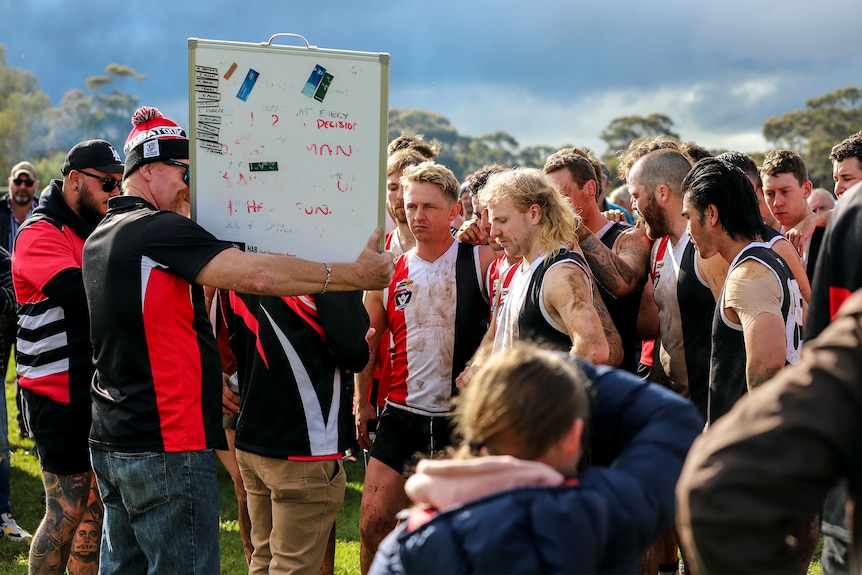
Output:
[314, 73, 334, 102]
[249, 162, 278, 172]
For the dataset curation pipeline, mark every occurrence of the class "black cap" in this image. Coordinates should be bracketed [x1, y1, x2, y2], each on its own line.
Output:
[61, 140, 124, 176]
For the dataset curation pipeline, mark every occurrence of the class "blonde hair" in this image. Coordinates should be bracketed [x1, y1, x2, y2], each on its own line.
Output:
[401, 161, 460, 203]
[387, 149, 428, 177]
[386, 133, 440, 159]
[478, 168, 579, 260]
[455, 343, 590, 460]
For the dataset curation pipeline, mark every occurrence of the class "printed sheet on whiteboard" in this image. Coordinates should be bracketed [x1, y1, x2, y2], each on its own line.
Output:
[188, 36, 389, 262]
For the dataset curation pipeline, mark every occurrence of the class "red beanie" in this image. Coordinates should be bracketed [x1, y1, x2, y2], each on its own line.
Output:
[123, 106, 189, 179]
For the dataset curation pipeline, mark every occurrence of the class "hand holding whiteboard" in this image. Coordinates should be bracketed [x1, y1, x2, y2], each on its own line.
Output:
[188, 34, 390, 261]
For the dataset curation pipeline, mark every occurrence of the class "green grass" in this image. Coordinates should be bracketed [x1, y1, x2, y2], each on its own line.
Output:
[0, 381, 370, 575]
[0, 381, 825, 575]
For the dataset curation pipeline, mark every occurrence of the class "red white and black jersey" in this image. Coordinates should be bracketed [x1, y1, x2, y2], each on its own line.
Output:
[229, 291, 369, 459]
[372, 229, 409, 407]
[806, 185, 862, 341]
[84, 196, 233, 453]
[708, 242, 802, 423]
[652, 233, 714, 419]
[13, 181, 98, 405]
[385, 240, 489, 416]
[493, 248, 592, 353]
[487, 253, 522, 325]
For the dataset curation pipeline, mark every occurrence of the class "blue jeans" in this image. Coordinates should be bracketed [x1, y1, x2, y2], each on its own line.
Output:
[90, 448, 220, 575]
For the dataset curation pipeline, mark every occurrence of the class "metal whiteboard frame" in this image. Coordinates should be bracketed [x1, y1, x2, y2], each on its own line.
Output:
[187, 35, 390, 258]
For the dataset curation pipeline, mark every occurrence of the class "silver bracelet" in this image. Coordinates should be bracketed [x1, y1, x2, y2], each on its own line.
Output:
[321, 262, 332, 294]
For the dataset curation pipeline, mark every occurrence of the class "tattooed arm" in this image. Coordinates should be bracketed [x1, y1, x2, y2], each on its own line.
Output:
[576, 226, 650, 298]
[543, 262, 619, 366]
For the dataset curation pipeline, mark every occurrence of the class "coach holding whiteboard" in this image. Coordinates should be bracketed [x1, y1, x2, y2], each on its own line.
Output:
[82, 106, 393, 575]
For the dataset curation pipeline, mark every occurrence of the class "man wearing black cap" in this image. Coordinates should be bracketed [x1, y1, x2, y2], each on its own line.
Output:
[13, 139, 123, 575]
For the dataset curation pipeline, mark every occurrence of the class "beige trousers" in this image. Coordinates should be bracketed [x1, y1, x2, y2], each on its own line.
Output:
[236, 450, 346, 575]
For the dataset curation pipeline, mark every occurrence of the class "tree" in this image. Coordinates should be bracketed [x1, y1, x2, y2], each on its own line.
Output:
[0, 45, 52, 175]
[763, 86, 862, 188]
[46, 64, 147, 154]
[514, 145, 565, 170]
[386, 108, 565, 179]
[599, 113, 679, 160]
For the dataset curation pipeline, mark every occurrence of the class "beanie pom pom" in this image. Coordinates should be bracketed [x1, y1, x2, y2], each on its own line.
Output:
[131, 106, 163, 126]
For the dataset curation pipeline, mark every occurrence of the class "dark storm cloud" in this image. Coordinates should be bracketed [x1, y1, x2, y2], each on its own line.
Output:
[0, 0, 857, 152]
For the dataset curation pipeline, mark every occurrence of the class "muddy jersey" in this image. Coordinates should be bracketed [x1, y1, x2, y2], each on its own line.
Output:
[595, 221, 642, 373]
[373, 230, 409, 407]
[652, 233, 714, 418]
[385, 241, 488, 415]
[487, 253, 522, 324]
[384, 229, 406, 257]
[493, 249, 592, 353]
[708, 242, 803, 423]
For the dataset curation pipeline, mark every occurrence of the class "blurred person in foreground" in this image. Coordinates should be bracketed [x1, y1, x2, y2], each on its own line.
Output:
[370, 342, 701, 574]
[677, 286, 862, 574]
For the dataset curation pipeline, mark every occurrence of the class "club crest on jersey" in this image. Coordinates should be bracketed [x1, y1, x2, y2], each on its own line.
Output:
[395, 278, 414, 290]
[394, 289, 412, 311]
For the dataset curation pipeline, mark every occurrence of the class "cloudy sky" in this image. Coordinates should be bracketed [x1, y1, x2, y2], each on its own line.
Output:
[1, 0, 857, 156]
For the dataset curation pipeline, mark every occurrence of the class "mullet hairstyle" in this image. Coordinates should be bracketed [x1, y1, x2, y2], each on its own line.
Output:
[682, 157, 763, 242]
[478, 168, 579, 260]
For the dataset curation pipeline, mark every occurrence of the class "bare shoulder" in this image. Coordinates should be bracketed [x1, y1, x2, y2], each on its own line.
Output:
[544, 260, 591, 297]
[770, 236, 802, 263]
[696, 252, 729, 296]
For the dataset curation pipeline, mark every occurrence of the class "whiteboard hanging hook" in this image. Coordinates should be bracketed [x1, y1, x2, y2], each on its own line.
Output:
[263, 33, 317, 50]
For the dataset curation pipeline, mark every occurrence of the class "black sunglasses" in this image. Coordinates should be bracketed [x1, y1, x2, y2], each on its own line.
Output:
[162, 160, 190, 185]
[78, 170, 122, 193]
[12, 178, 35, 187]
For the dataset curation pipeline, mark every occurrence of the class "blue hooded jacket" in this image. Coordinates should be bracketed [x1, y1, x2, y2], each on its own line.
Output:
[369, 359, 702, 574]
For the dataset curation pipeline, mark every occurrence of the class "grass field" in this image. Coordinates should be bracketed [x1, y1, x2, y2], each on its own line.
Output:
[0, 381, 370, 575]
[0, 379, 824, 575]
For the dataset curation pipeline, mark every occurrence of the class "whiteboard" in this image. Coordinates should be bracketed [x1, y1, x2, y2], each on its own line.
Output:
[187, 35, 389, 261]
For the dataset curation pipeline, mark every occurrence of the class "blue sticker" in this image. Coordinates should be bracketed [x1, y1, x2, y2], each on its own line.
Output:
[236, 68, 260, 102]
[301, 64, 327, 98]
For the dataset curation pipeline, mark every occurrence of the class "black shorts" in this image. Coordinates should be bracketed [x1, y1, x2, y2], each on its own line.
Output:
[369, 404, 455, 474]
[22, 388, 93, 475]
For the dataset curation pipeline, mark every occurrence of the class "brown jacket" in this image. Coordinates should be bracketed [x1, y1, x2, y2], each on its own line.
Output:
[677, 288, 862, 574]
